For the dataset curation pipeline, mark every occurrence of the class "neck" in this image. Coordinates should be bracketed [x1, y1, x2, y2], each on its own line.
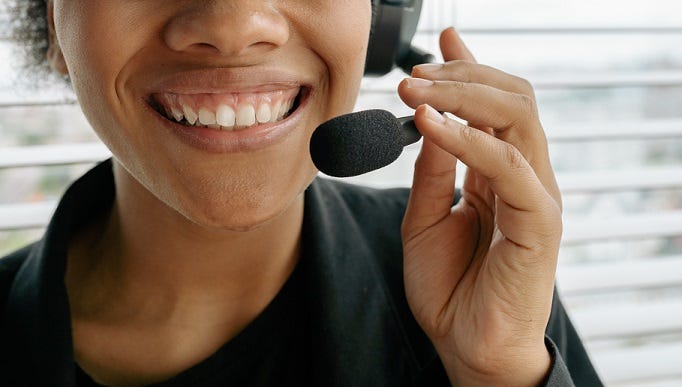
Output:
[67, 161, 305, 325]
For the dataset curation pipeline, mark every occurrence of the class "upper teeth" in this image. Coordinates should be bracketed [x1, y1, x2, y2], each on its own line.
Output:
[154, 89, 299, 130]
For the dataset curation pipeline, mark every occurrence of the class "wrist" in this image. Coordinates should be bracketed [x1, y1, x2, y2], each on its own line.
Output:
[438, 342, 553, 387]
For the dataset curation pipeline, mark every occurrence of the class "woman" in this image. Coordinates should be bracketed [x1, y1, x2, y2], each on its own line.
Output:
[0, 1, 601, 386]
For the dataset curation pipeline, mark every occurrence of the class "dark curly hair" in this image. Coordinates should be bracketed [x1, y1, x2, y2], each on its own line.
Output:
[4, 0, 60, 85]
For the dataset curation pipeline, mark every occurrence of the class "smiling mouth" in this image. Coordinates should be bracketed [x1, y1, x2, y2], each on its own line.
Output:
[147, 87, 306, 130]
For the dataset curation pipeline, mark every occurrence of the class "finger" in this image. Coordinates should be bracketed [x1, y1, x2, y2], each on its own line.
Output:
[412, 61, 536, 98]
[437, 28, 560, 208]
[415, 104, 561, 247]
[438, 27, 534, 98]
[407, 26, 540, 159]
[436, 28, 503, 209]
[403, 135, 458, 237]
[430, 27, 540, 175]
[440, 27, 475, 62]
[398, 77, 561, 205]
[399, 78, 541, 142]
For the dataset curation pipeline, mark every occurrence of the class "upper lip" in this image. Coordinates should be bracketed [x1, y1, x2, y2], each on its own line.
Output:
[143, 67, 312, 95]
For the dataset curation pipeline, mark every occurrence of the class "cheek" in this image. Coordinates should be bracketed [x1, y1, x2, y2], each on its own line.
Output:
[331, 7, 372, 92]
[300, 1, 372, 113]
[53, 2, 159, 160]
[56, 3, 129, 92]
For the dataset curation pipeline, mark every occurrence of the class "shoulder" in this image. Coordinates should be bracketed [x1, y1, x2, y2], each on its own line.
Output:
[309, 178, 411, 235]
[308, 178, 412, 269]
[306, 177, 411, 282]
[0, 244, 33, 288]
[0, 244, 34, 317]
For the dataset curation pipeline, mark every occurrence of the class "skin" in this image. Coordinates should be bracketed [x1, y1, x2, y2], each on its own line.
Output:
[399, 32, 562, 385]
[46, 1, 561, 386]
[49, 0, 370, 384]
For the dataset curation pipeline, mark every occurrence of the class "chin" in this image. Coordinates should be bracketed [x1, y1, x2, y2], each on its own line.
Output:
[172, 170, 314, 233]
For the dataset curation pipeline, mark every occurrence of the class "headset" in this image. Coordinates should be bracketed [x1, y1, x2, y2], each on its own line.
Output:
[365, 0, 435, 76]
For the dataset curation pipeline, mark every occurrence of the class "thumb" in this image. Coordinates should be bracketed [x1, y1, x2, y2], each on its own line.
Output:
[440, 27, 477, 63]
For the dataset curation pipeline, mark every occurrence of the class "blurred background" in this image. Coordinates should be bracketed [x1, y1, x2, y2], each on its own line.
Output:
[1, 0, 681, 385]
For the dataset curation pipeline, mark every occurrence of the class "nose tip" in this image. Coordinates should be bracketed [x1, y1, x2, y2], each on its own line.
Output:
[163, 3, 290, 58]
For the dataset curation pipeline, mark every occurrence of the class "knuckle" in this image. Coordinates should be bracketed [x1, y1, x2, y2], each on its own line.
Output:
[449, 80, 467, 91]
[516, 93, 538, 118]
[501, 142, 526, 171]
[505, 94, 538, 133]
[540, 197, 562, 224]
[458, 124, 478, 147]
[515, 76, 536, 97]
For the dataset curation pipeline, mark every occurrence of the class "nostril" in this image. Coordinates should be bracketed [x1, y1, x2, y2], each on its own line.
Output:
[193, 42, 221, 53]
[163, 5, 290, 56]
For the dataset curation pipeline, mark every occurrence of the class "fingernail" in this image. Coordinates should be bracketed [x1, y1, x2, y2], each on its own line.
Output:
[423, 104, 446, 124]
[413, 63, 443, 73]
[405, 77, 434, 88]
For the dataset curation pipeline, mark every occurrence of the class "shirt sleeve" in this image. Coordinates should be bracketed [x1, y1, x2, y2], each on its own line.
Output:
[543, 336, 576, 386]
[543, 289, 604, 386]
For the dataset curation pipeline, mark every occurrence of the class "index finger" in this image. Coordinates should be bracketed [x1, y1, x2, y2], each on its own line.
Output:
[415, 105, 562, 247]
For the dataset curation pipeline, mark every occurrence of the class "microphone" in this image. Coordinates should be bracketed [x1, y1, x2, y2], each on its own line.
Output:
[309, 109, 421, 177]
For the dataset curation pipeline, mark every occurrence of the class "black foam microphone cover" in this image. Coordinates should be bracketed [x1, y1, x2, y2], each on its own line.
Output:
[310, 109, 421, 177]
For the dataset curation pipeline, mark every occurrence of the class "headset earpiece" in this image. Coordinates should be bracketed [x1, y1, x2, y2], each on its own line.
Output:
[365, 0, 434, 76]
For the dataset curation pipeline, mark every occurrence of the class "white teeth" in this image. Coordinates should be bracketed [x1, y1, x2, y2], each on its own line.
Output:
[270, 101, 282, 123]
[199, 108, 216, 126]
[163, 96, 297, 129]
[216, 104, 236, 128]
[182, 105, 198, 125]
[236, 105, 256, 127]
[256, 104, 272, 124]
[198, 108, 217, 126]
[171, 107, 184, 122]
[279, 101, 290, 119]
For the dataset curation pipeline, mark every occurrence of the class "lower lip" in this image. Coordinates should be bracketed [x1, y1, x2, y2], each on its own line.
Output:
[143, 89, 310, 153]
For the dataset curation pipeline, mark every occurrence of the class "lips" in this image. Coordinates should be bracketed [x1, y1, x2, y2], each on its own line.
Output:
[139, 68, 315, 152]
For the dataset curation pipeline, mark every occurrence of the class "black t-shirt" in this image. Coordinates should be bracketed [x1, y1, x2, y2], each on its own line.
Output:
[1, 160, 602, 386]
[76, 256, 308, 387]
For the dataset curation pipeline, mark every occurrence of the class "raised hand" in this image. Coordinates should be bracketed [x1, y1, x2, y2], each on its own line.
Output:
[398, 27, 563, 386]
